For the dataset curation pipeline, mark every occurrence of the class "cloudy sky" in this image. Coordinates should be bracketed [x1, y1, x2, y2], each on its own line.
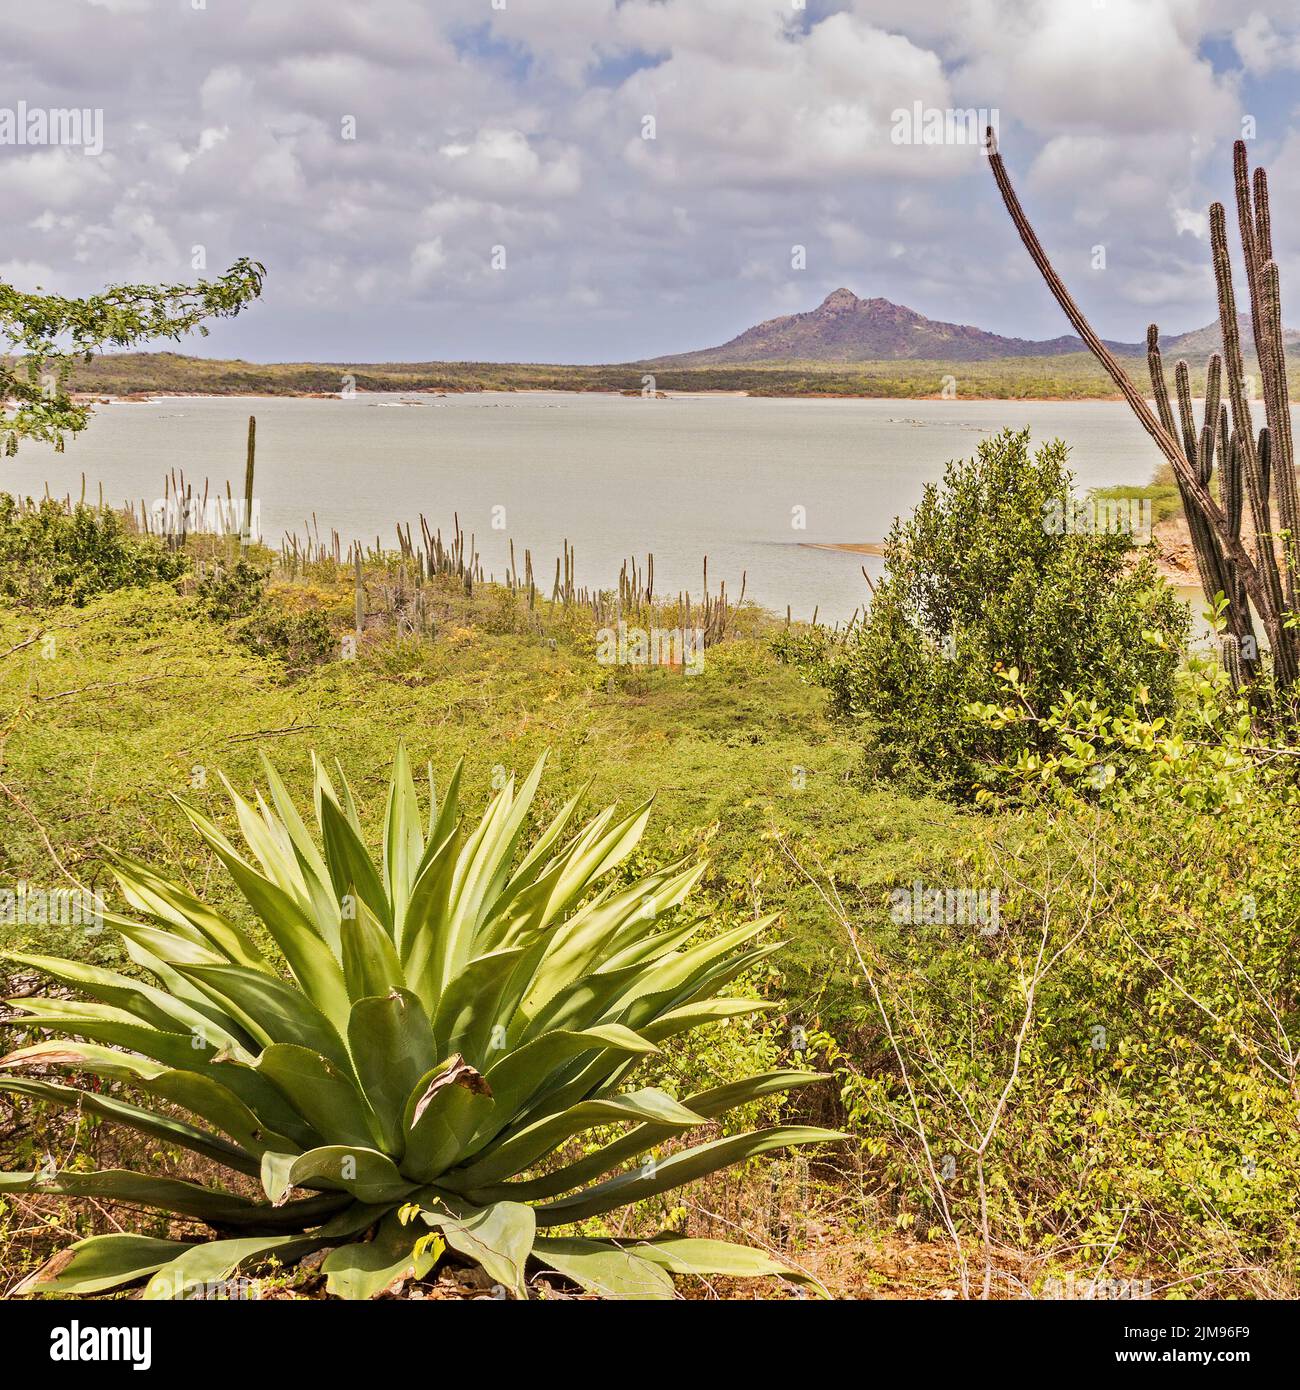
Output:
[4, 0, 1300, 363]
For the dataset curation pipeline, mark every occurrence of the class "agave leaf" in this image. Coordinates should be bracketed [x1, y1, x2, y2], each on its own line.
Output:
[16, 1234, 195, 1297]
[617, 941, 785, 1038]
[181, 963, 351, 1071]
[431, 945, 529, 1064]
[493, 1019, 671, 1136]
[340, 895, 406, 1003]
[511, 957, 644, 1047]
[259, 753, 340, 952]
[614, 916, 778, 1016]
[534, 1127, 848, 1227]
[483, 782, 590, 924]
[1, 950, 245, 1041]
[0, 1076, 259, 1176]
[331, 757, 366, 833]
[216, 772, 318, 918]
[136, 1069, 301, 1159]
[397, 819, 461, 1008]
[631, 1235, 825, 1292]
[425, 756, 463, 852]
[1, 1037, 317, 1150]
[13, 996, 151, 1027]
[118, 931, 242, 1028]
[261, 1145, 415, 1206]
[106, 915, 226, 969]
[481, 1070, 829, 1204]
[0, 1017, 239, 1071]
[141, 1198, 390, 1300]
[144, 1233, 315, 1300]
[416, 1199, 535, 1300]
[173, 798, 351, 1021]
[532, 1237, 675, 1300]
[0, 1167, 346, 1229]
[450, 1088, 704, 1193]
[436, 777, 518, 979]
[470, 1023, 657, 1148]
[463, 753, 549, 936]
[492, 801, 652, 949]
[383, 741, 425, 927]
[201, 1057, 322, 1149]
[319, 790, 392, 933]
[517, 865, 697, 1021]
[254, 1043, 377, 1151]
[110, 848, 265, 958]
[639, 997, 778, 1045]
[401, 1057, 494, 1182]
[498, 804, 613, 927]
[322, 1211, 436, 1300]
[347, 988, 437, 1154]
[599, 869, 711, 967]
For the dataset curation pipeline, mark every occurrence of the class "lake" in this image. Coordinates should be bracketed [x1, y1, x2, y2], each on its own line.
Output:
[9, 392, 1168, 622]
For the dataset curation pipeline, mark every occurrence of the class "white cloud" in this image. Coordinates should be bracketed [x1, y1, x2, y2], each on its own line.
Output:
[613, 9, 959, 185]
[436, 130, 581, 199]
[1233, 11, 1300, 75]
[0, 0, 1291, 361]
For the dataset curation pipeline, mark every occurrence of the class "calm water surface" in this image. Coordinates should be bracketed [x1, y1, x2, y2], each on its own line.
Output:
[10, 392, 1168, 622]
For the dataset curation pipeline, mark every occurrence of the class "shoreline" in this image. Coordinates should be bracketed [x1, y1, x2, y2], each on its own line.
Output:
[77, 385, 1155, 406]
[805, 537, 1199, 587]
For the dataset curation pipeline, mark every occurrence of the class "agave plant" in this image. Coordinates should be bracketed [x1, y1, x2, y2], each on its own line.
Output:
[1, 748, 841, 1299]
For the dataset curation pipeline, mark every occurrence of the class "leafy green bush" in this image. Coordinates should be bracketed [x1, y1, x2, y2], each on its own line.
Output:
[0, 496, 188, 607]
[237, 607, 336, 673]
[775, 429, 1189, 796]
[196, 560, 335, 674]
[196, 557, 268, 621]
[1089, 477, 1182, 527]
[1, 747, 841, 1299]
[835, 644, 1300, 1296]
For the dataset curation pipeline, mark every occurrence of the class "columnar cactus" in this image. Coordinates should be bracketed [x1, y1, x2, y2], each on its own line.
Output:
[987, 132, 1299, 695]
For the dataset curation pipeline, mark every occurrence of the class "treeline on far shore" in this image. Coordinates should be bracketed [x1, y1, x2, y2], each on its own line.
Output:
[63, 348, 1297, 401]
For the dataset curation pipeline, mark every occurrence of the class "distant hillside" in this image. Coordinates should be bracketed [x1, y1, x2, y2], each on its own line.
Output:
[643, 288, 1298, 368]
[645, 289, 1121, 365]
[58, 294, 1300, 404]
[1158, 312, 1300, 359]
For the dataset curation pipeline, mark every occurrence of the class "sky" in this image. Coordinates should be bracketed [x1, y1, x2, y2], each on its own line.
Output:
[3, 0, 1300, 364]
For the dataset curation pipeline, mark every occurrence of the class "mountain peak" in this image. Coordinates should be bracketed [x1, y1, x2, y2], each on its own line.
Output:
[650, 288, 1056, 366]
[644, 290, 1300, 368]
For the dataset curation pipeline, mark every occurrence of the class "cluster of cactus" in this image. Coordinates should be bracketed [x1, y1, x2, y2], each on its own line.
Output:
[987, 132, 1299, 694]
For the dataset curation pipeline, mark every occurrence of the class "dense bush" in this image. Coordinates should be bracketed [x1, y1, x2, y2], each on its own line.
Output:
[834, 649, 1300, 1296]
[775, 429, 1189, 796]
[197, 558, 336, 673]
[195, 556, 268, 620]
[0, 496, 188, 607]
[237, 606, 335, 671]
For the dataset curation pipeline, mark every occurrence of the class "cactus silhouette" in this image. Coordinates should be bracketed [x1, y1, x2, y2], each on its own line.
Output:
[987, 130, 1298, 695]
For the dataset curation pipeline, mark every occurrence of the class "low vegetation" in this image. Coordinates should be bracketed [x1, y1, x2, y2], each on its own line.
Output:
[773, 429, 1189, 794]
[3, 747, 840, 1299]
[1, 435, 1297, 1300]
[66, 347, 1298, 403]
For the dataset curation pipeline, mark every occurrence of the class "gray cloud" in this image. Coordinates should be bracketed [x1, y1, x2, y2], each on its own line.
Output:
[2, 0, 1298, 363]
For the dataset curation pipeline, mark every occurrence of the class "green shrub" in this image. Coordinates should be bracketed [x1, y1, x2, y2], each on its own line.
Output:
[1, 747, 842, 1299]
[775, 428, 1189, 796]
[0, 496, 188, 607]
[836, 650, 1300, 1295]
[236, 607, 336, 673]
[196, 560, 335, 674]
[196, 557, 268, 621]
